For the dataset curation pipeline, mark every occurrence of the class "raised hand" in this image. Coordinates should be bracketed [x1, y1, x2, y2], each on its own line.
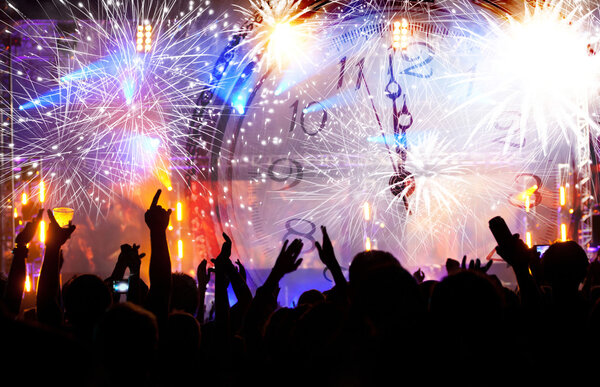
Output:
[145, 189, 173, 334]
[119, 243, 146, 272]
[15, 208, 44, 246]
[215, 232, 232, 262]
[4, 209, 43, 315]
[315, 226, 347, 293]
[211, 233, 233, 271]
[413, 268, 425, 284]
[21, 200, 41, 222]
[272, 239, 303, 277]
[144, 189, 172, 232]
[45, 209, 76, 248]
[461, 255, 493, 274]
[37, 210, 75, 326]
[315, 226, 337, 269]
[196, 259, 211, 324]
[197, 259, 211, 290]
[445, 258, 461, 276]
[494, 232, 541, 308]
[494, 233, 533, 271]
[210, 233, 233, 288]
[235, 259, 247, 283]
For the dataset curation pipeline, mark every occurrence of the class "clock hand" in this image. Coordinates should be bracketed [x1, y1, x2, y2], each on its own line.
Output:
[385, 52, 415, 211]
[385, 52, 403, 155]
[397, 95, 414, 161]
[356, 58, 399, 175]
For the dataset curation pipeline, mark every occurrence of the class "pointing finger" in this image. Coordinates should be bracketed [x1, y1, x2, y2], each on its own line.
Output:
[150, 189, 162, 208]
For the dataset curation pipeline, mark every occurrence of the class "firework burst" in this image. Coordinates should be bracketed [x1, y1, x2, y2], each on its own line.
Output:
[206, 0, 600, 278]
[470, 0, 600, 153]
[1, 0, 221, 216]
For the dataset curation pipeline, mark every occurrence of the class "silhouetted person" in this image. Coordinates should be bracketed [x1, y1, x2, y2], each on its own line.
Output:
[62, 274, 111, 342]
[170, 273, 199, 315]
[342, 250, 425, 386]
[537, 241, 590, 383]
[297, 289, 324, 307]
[429, 270, 506, 384]
[93, 302, 158, 386]
[161, 311, 202, 387]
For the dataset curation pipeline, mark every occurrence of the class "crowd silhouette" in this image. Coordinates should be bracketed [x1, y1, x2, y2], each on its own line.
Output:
[3, 188, 600, 386]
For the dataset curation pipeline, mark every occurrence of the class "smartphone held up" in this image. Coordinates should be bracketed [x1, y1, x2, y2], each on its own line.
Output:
[488, 216, 514, 248]
[112, 280, 129, 294]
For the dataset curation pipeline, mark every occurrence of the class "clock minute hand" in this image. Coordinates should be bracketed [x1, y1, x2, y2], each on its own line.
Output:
[356, 58, 399, 175]
[385, 52, 415, 212]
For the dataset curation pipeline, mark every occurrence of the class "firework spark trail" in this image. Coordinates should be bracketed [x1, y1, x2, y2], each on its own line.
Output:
[467, 0, 600, 150]
[217, 0, 600, 273]
[1, 0, 227, 216]
[4, 0, 600, 273]
[284, 2, 507, 263]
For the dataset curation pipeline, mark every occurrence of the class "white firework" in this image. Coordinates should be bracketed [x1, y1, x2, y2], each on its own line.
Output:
[2, 0, 221, 216]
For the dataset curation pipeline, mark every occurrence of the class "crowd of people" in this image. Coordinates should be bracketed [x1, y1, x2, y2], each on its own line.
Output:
[2, 188, 600, 386]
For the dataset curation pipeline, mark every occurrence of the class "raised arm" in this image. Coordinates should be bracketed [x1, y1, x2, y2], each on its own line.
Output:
[495, 234, 541, 309]
[124, 243, 146, 305]
[221, 257, 252, 315]
[37, 209, 76, 326]
[242, 239, 303, 352]
[263, 239, 303, 293]
[211, 233, 233, 356]
[3, 209, 43, 315]
[105, 244, 130, 303]
[196, 259, 210, 324]
[315, 226, 347, 302]
[144, 189, 172, 334]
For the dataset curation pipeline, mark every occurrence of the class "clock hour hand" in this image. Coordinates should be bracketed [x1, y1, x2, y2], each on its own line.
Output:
[385, 53, 403, 155]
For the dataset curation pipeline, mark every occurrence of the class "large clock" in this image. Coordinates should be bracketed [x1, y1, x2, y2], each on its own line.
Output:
[191, 0, 587, 297]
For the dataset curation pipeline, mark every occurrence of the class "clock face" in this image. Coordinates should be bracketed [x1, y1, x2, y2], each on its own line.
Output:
[205, 1, 573, 285]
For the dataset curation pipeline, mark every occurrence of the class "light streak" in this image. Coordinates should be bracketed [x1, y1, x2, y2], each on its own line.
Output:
[39, 220, 46, 243]
[176, 202, 182, 222]
[363, 202, 370, 221]
[25, 274, 31, 293]
[39, 180, 45, 203]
